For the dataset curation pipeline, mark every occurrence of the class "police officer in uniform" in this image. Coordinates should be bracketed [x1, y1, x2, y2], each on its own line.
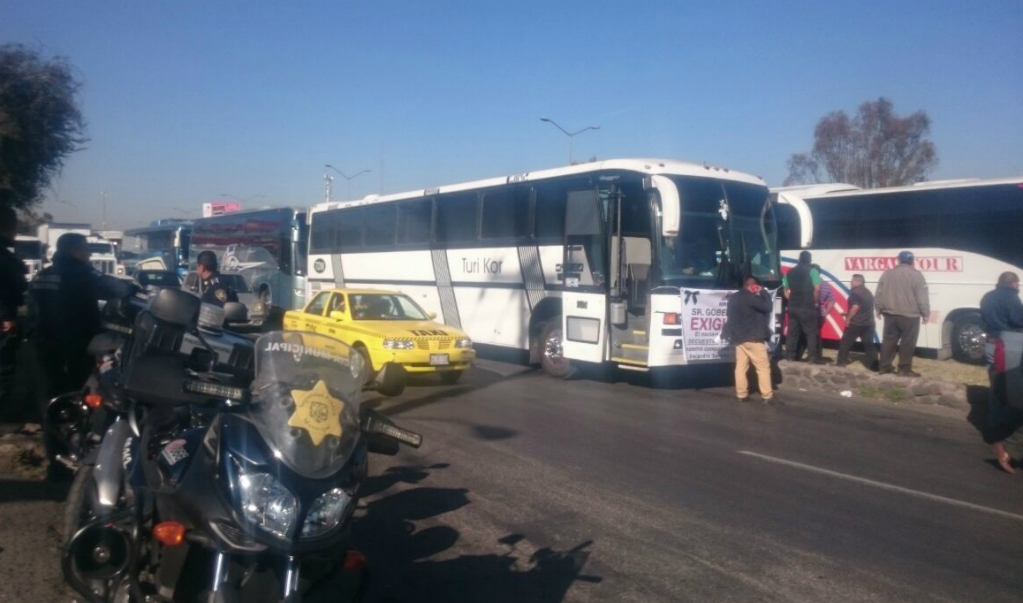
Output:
[31, 233, 134, 475]
[0, 206, 27, 415]
[195, 250, 238, 307]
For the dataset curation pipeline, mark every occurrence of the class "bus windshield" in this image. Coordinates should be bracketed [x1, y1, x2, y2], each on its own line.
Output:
[658, 177, 778, 288]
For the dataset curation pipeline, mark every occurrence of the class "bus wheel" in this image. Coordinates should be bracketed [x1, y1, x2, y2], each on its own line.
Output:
[951, 311, 986, 364]
[540, 320, 575, 379]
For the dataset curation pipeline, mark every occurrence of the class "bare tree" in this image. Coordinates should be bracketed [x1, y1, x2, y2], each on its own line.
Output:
[0, 44, 87, 211]
[784, 98, 937, 188]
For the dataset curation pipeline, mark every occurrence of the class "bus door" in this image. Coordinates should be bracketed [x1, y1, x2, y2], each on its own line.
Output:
[561, 189, 609, 363]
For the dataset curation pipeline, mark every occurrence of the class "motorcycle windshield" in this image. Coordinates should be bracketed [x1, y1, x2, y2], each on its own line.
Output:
[250, 331, 363, 479]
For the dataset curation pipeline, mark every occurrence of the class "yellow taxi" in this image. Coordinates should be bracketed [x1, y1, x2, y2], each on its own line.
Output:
[283, 288, 475, 395]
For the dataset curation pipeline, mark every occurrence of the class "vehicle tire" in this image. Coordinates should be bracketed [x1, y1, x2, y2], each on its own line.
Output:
[63, 463, 95, 545]
[951, 311, 986, 365]
[439, 370, 463, 385]
[539, 319, 575, 380]
[377, 365, 407, 397]
[352, 345, 375, 386]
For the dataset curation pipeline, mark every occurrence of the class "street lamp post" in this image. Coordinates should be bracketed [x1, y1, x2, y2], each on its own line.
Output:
[539, 117, 600, 165]
[325, 164, 371, 201]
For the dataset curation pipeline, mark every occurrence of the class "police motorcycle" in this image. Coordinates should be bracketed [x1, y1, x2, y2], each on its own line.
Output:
[46, 290, 254, 472]
[44, 289, 149, 472]
[62, 289, 422, 603]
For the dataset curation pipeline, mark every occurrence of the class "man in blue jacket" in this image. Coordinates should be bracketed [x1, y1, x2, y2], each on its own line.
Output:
[726, 275, 775, 404]
[980, 271, 1023, 474]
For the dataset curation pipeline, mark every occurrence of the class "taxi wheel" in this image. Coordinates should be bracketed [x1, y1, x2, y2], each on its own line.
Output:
[353, 345, 375, 386]
[378, 365, 407, 397]
[439, 370, 463, 385]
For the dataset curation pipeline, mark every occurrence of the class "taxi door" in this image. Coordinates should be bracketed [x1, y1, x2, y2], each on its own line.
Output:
[321, 292, 348, 340]
[292, 291, 331, 334]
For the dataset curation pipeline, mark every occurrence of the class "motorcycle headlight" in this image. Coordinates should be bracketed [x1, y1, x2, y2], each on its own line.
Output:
[382, 338, 415, 350]
[455, 337, 472, 349]
[237, 472, 298, 539]
[301, 488, 354, 538]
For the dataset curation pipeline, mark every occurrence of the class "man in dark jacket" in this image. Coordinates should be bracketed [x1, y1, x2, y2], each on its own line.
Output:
[783, 250, 823, 364]
[726, 275, 775, 404]
[836, 274, 878, 369]
[980, 271, 1023, 474]
[31, 233, 105, 401]
[0, 206, 27, 412]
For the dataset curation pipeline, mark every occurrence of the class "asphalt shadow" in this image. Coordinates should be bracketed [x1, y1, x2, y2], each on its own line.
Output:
[0, 478, 70, 503]
[352, 464, 601, 603]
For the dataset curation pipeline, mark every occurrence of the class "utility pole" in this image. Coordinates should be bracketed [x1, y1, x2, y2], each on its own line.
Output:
[325, 172, 334, 203]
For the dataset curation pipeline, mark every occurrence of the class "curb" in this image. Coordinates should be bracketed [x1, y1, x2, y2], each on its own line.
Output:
[779, 360, 969, 409]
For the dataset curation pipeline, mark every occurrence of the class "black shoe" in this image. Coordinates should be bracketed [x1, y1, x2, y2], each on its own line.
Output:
[737, 396, 751, 403]
[810, 358, 827, 365]
[763, 396, 783, 406]
[878, 368, 894, 375]
[898, 369, 922, 378]
[835, 361, 850, 368]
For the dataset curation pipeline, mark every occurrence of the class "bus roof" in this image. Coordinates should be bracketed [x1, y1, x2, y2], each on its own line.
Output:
[310, 158, 766, 211]
[124, 222, 192, 236]
[774, 176, 1023, 201]
[191, 206, 304, 224]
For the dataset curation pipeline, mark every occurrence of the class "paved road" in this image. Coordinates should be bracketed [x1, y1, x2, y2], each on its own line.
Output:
[1, 359, 1021, 602]
[352, 360, 1023, 603]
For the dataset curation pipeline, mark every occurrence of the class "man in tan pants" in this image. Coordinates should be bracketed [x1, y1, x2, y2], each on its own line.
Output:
[725, 275, 776, 404]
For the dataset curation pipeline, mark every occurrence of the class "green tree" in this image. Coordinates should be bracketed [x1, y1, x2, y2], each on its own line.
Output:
[784, 97, 937, 188]
[0, 44, 87, 211]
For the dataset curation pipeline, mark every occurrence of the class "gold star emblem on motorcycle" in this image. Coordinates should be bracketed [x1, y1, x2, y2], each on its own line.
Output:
[288, 380, 344, 446]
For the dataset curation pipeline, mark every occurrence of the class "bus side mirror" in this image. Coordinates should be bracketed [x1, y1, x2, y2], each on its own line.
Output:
[427, 311, 437, 321]
[329, 311, 346, 321]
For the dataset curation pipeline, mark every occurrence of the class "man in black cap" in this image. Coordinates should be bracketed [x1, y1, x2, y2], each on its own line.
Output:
[195, 250, 238, 307]
[783, 250, 823, 363]
[875, 251, 930, 377]
[0, 206, 27, 413]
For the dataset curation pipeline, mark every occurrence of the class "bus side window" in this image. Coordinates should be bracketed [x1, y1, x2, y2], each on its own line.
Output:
[533, 185, 567, 241]
[398, 200, 432, 244]
[435, 193, 479, 245]
[774, 203, 801, 251]
[481, 186, 530, 240]
[338, 207, 365, 249]
[364, 204, 397, 248]
[565, 189, 606, 288]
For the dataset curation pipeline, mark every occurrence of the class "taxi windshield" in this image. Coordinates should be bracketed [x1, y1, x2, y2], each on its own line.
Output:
[349, 294, 429, 321]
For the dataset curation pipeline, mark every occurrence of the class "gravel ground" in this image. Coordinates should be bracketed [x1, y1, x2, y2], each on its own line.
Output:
[0, 429, 72, 603]
[819, 347, 988, 386]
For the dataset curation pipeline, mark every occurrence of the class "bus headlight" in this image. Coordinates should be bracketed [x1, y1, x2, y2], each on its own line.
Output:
[382, 339, 415, 350]
[455, 338, 473, 349]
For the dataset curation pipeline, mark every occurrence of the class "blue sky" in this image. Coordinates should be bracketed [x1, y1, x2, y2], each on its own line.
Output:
[3, 0, 1021, 229]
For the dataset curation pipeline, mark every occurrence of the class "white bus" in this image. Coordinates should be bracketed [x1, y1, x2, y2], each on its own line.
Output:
[306, 159, 782, 378]
[772, 177, 1023, 363]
